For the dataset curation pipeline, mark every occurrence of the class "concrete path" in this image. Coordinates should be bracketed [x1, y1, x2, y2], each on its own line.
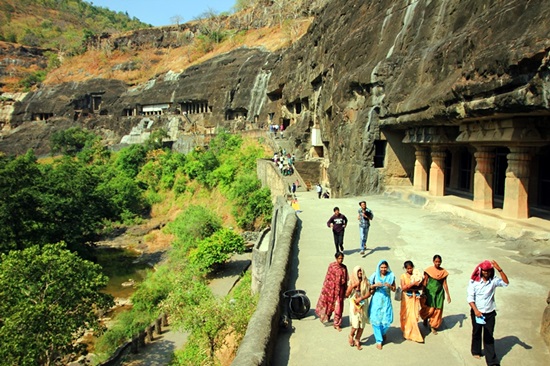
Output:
[273, 190, 550, 365]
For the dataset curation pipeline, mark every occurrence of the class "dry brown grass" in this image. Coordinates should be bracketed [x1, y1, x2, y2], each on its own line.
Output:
[43, 18, 313, 86]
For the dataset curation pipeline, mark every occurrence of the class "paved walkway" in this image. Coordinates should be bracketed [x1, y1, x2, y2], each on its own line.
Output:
[273, 190, 550, 365]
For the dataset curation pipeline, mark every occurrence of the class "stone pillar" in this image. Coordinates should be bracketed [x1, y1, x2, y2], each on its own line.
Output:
[473, 147, 495, 210]
[413, 147, 429, 191]
[155, 317, 163, 335]
[429, 148, 446, 196]
[503, 147, 532, 219]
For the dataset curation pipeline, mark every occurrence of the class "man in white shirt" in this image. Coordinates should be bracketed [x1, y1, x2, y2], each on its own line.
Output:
[467, 260, 509, 366]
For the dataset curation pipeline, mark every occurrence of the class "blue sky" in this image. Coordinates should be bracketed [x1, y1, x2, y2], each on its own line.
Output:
[87, 1, 236, 27]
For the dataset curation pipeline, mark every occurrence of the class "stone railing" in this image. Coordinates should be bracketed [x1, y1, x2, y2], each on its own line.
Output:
[231, 196, 298, 365]
[99, 314, 168, 366]
[257, 158, 288, 199]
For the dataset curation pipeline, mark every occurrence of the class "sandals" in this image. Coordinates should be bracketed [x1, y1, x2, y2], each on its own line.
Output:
[354, 339, 363, 350]
[376, 343, 383, 350]
[334, 325, 342, 332]
[348, 334, 354, 346]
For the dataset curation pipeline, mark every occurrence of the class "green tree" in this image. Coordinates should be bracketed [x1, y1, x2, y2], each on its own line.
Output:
[114, 144, 147, 178]
[0, 242, 113, 366]
[50, 127, 99, 156]
[40, 158, 109, 252]
[0, 151, 45, 253]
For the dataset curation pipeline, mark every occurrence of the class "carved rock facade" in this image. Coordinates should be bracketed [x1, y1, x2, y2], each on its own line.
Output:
[1, 0, 550, 219]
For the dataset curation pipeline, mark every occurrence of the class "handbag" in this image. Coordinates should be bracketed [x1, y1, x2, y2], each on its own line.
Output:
[394, 286, 403, 301]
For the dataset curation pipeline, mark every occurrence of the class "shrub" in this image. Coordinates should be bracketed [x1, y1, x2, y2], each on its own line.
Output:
[166, 205, 222, 251]
[189, 228, 245, 271]
[114, 144, 147, 178]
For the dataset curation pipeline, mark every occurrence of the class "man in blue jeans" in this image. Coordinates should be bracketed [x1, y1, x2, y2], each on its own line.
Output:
[467, 260, 509, 366]
[357, 201, 373, 255]
[327, 207, 348, 253]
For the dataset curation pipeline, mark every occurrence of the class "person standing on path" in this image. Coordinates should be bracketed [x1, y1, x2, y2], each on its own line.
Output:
[399, 260, 424, 343]
[368, 260, 396, 350]
[291, 182, 297, 196]
[420, 254, 451, 335]
[357, 200, 373, 255]
[467, 260, 509, 365]
[316, 183, 323, 199]
[315, 252, 349, 332]
[327, 207, 348, 253]
[346, 266, 370, 350]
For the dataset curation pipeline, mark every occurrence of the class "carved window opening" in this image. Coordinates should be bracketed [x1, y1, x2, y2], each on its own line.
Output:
[181, 100, 208, 114]
[373, 140, 386, 168]
[282, 118, 290, 130]
[313, 146, 324, 158]
[325, 106, 332, 121]
[91, 95, 102, 111]
[32, 113, 53, 121]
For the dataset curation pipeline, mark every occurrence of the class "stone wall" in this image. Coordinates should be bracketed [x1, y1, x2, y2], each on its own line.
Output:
[232, 196, 297, 366]
[257, 159, 287, 200]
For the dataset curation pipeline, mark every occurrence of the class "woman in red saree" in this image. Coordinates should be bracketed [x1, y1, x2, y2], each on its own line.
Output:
[399, 260, 424, 343]
[420, 254, 451, 334]
[315, 252, 349, 331]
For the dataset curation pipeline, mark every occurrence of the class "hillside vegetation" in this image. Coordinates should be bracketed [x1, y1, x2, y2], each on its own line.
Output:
[0, 0, 319, 91]
[0, 0, 149, 53]
[0, 127, 273, 364]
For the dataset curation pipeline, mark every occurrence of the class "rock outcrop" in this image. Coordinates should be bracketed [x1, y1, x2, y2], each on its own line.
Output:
[1, 0, 550, 196]
[267, 0, 550, 196]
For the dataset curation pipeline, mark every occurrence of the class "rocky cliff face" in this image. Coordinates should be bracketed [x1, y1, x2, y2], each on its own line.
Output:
[2, 0, 550, 196]
[1, 47, 279, 156]
[267, 0, 550, 196]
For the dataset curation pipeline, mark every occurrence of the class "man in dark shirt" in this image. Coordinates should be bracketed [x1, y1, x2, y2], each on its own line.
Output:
[327, 207, 348, 253]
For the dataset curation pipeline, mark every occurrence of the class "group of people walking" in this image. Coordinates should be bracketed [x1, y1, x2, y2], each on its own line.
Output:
[327, 201, 373, 255]
[315, 252, 509, 365]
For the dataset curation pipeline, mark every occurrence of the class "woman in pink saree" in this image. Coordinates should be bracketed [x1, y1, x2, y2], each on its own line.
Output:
[315, 252, 349, 331]
[399, 260, 424, 343]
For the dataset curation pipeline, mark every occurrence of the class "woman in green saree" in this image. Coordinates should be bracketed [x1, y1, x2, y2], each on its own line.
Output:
[420, 254, 451, 334]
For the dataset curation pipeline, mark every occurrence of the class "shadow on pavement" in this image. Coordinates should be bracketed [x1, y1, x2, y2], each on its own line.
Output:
[362, 246, 391, 257]
[442, 313, 468, 330]
[208, 259, 251, 279]
[497, 335, 533, 361]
